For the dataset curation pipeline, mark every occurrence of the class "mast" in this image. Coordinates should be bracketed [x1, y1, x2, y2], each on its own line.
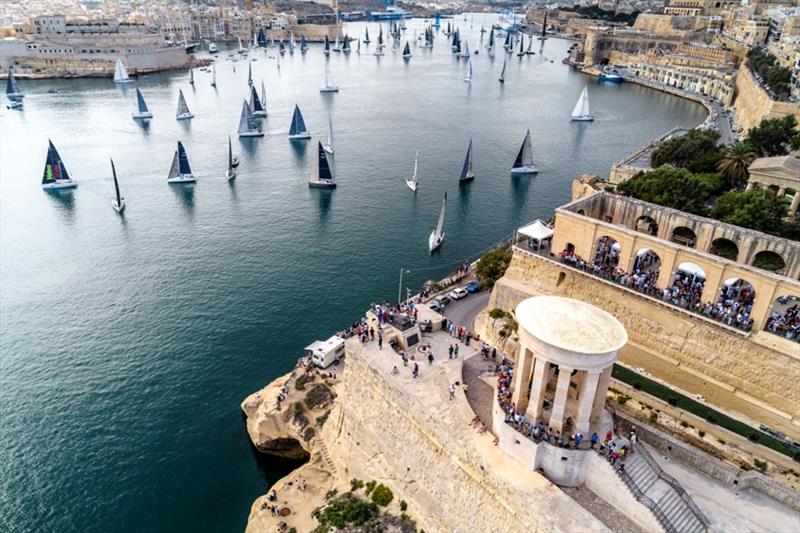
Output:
[412, 151, 418, 185]
[542, 12, 547, 38]
[247, 60, 252, 86]
[228, 136, 233, 171]
[211, 65, 216, 86]
[111, 158, 122, 205]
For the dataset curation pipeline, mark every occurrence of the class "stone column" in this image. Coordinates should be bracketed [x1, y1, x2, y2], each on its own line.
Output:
[591, 366, 613, 424]
[549, 365, 573, 434]
[789, 191, 800, 217]
[745, 181, 755, 192]
[512, 348, 535, 413]
[575, 370, 601, 435]
[525, 358, 550, 423]
[778, 187, 786, 197]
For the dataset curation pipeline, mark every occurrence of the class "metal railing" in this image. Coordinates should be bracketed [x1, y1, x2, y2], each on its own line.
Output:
[617, 468, 679, 533]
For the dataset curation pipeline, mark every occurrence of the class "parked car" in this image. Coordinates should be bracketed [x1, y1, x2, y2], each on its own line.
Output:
[435, 294, 451, 306]
[449, 287, 469, 300]
[465, 281, 481, 293]
[429, 300, 444, 313]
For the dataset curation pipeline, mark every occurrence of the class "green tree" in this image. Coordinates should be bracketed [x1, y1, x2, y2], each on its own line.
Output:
[476, 246, 512, 289]
[619, 166, 712, 214]
[717, 141, 757, 188]
[651, 128, 721, 170]
[746, 115, 798, 156]
[711, 189, 786, 233]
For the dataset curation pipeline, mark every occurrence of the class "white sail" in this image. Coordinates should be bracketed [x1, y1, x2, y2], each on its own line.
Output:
[176, 89, 192, 119]
[211, 65, 216, 86]
[429, 192, 447, 251]
[570, 86, 593, 121]
[261, 81, 267, 114]
[499, 57, 507, 82]
[167, 150, 180, 180]
[464, 58, 473, 82]
[324, 116, 334, 154]
[320, 61, 338, 92]
[114, 58, 131, 83]
[406, 151, 419, 192]
[462, 40, 470, 58]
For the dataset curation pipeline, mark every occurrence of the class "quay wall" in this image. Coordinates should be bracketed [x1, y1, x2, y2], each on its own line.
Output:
[477, 249, 800, 427]
[733, 62, 800, 134]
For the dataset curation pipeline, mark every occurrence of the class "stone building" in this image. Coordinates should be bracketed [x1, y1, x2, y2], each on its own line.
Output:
[747, 155, 800, 216]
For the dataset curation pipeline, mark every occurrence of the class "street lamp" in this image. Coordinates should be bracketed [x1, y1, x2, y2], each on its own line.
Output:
[398, 268, 411, 304]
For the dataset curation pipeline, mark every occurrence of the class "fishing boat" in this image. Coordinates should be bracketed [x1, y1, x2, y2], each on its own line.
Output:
[175, 89, 193, 120]
[459, 140, 475, 183]
[323, 35, 331, 56]
[209, 42, 219, 54]
[238, 100, 264, 137]
[323, 116, 334, 154]
[167, 141, 196, 183]
[402, 41, 412, 59]
[247, 60, 253, 86]
[464, 58, 473, 83]
[41, 140, 78, 189]
[309, 142, 336, 188]
[289, 104, 311, 139]
[110, 158, 125, 213]
[332, 35, 342, 53]
[570, 85, 594, 122]
[320, 61, 338, 92]
[510, 129, 538, 174]
[428, 192, 446, 252]
[406, 151, 419, 192]
[6, 68, 24, 101]
[499, 57, 507, 83]
[250, 85, 267, 117]
[300, 35, 308, 54]
[226, 136, 236, 180]
[342, 34, 351, 54]
[114, 57, 132, 84]
[211, 64, 217, 87]
[132, 87, 153, 119]
[364, 27, 371, 44]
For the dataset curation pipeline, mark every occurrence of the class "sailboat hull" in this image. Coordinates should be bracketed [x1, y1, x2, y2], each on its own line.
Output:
[132, 112, 153, 119]
[571, 116, 594, 122]
[226, 170, 236, 180]
[289, 132, 311, 140]
[319, 86, 339, 93]
[428, 232, 444, 252]
[42, 179, 78, 190]
[406, 180, 417, 192]
[459, 173, 475, 183]
[7, 93, 24, 101]
[253, 110, 267, 118]
[114, 79, 133, 84]
[309, 179, 336, 189]
[176, 113, 194, 120]
[510, 165, 538, 175]
[112, 199, 126, 213]
[323, 144, 334, 155]
[238, 131, 265, 138]
[167, 174, 196, 184]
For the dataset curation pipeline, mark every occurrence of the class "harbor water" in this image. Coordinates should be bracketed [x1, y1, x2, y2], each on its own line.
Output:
[0, 15, 706, 532]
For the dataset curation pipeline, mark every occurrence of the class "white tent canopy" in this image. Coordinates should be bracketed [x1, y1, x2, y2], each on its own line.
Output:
[518, 220, 554, 242]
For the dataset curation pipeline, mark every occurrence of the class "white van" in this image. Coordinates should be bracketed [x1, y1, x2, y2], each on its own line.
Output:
[306, 336, 346, 368]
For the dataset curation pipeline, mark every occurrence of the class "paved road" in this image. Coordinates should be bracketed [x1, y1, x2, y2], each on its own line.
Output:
[442, 291, 491, 330]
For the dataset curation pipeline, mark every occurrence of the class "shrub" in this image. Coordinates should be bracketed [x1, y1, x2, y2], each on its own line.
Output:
[698, 430, 706, 438]
[313, 492, 378, 530]
[303, 426, 316, 442]
[316, 411, 330, 427]
[295, 374, 313, 390]
[350, 478, 364, 492]
[619, 166, 712, 215]
[304, 383, 334, 410]
[718, 439, 726, 445]
[748, 433, 760, 443]
[740, 462, 752, 471]
[633, 382, 642, 391]
[616, 394, 630, 405]
[754, 459, 768, 472]
[649, 412, 658, 422]
[293, 401, 304, 413]
[370, 484, 394, 507]
[680, 420, 689, 428]
[489, 308, 508, 320]
[651, 128, 721, 170]
[476, 246, 512, 289]
[400, 500, 408, 512]
[365, 480, 376, 495]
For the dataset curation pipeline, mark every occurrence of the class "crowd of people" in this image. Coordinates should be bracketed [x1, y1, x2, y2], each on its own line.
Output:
[764, 297, 799, 341]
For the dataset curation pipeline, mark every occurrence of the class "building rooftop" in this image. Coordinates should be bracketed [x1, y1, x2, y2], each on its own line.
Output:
[748, 155, 800, 179]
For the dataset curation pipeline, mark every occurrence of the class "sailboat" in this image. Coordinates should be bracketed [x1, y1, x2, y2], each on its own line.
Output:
[357, 39, 361, 54]
[364, 27, 371, 44]
[323, 116, 334, 154]
[289, 104, 311, 139]
[257, 28, 267, 48]
[526, 35, 535, 55]
[238, 100, 264, 137]
[110, 158, 125, 213]
[406, 151, 419, 192]
[41, 140, 78, 189]
[167, 141, 196, 183]
[570, 85, 594, 122]
[459, 140, 475, 183]
[332, 35, 342, 53]
[428, 192, 446, 252]
[189, 66, 194, 85]
[211, 64, 217, 87]
[402, 41, 412, 59]
[226, 136, 236, 180]
[289, 33, 296, 54]
[250, 85, 267, 117]
[503, 32, 511, 50]
[175, 89, 193, 120]
[461, 40, 470, 58]
[300, 35, 308, 54]
[247, 60, 252, 86]
[464, 58, 473, 83]
[510, 129, 538, 174]
[538, 12, 549, 41]
[374, 26, 385, 56]
[260, 81, 268, 116]
[132, 87, 153, 119]
[343, 34, 351, 54]
[499, 57, 507, 83]
[6, 68, 24, 101]
[486, 28, 495, 50]
[238, 38, 245, 54]
[320, 60, 338, 93]
[516, 35, 525, 57]
[278, 40, 286, 55]
[309, 142, 336, 188]
[114, 57, 132, 83]
[323, 35, 331, 56]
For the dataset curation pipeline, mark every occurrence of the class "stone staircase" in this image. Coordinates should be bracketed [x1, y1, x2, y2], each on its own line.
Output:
[615, 446, 710, 533]
[315, 438, 339, 478]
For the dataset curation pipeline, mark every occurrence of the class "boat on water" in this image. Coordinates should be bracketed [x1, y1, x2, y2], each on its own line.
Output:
[110, 158, 125, 213]
[309, 142, 336, 188]
[320, 61, 338, 93]
[332, 35, 342, 53]
[41, 140, 78, 190]
[132, 87, 153, 119]
[237, 100, 264, 137]
[526, 34, 536, 55]
[461, 40, 470, 58]
[226, 136, 236, 180]
[486, 28, 495, 50]
[257, 28, 267, 48]
[459, 140, 475, 183]
[289, 33, 296, 54]
[238, 38, 245, 54]
[289, 104, 311, 139]
[250, 85, 267, 117]
[364, 27, 371, 44]
[211, 65, 217, 87]
[323, 116, 334, 154]
[7, 100, 23, 110]
[428, 192, 447, 252]
[374, 26, 385, 55]
[599, 66, 623, 83]
[300, 35, 308, 54]
[323, 35, 331, 56]
[402, 41, 412, 59]
[247, 60, 252, 86]
[167, 141, 196, 183]
[499, 57, 507, 83]
[188, 66, 194, 85]
[538, 12, 549, 41]
[510, 129, 538, 175]
[260, 81, 267, 116]
[464, 57, 473, 83]
[209, 42, 219, 54]
[6, 68, 24, 101]
[114, 57, 132, 84]
[571, 85, 594, 122]
[342, 34, 351, 54]
[516, 35, 525, 57]
[406, 151, 419, 192]
[175, 89, 193, 120]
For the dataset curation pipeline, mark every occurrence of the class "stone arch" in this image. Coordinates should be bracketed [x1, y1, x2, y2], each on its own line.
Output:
[709, 238, 739, 261]
[629, 248, 661, 293]
[593, 236, 620, 269]
[635, 215, 658, 236]
[665, 262, 706, 308]
[752, 250, 786, 274]
[714, 278, 757, 330]
[763, 294, 799, 342]
[670, 226, 696, 248]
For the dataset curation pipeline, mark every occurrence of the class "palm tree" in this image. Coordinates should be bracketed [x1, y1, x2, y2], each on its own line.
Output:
[717, 141, 757, 189]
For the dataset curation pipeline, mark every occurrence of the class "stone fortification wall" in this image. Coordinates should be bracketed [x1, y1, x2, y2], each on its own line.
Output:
[478, 250, 800, 423]
[321, 341, 607, 533]
[733, 62, 800, 133]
